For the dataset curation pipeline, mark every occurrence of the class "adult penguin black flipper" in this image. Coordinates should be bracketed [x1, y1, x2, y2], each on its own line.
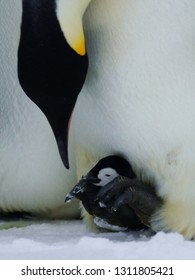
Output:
[18, 0, 91, 168]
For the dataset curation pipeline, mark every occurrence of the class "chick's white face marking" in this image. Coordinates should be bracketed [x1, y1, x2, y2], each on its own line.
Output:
[95, 168, 119, 187]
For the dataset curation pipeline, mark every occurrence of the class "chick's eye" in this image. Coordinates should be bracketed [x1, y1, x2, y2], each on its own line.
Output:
[105, 174, 111, 177]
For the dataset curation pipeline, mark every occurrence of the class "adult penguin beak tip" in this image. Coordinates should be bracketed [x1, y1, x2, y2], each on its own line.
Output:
[57, 137, 70, 169]
[63, 157, 70, 170]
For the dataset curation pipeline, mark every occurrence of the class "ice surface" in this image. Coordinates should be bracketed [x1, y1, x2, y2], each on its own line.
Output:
[0, 220, 195, 260]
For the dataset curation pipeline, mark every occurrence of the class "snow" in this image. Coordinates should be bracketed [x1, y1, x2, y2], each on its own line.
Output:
[0, 220, 195, 260]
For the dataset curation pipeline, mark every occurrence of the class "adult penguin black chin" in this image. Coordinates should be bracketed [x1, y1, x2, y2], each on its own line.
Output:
[18, 0, 91, 169]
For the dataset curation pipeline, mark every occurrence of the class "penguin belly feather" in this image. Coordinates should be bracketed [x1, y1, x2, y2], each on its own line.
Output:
[0, 0, 79, 219]
[70, 0, 195, 239]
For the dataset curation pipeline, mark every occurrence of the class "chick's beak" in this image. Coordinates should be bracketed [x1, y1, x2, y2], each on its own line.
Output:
[64, 178, 87, 203]
[64, 176, 100, 203]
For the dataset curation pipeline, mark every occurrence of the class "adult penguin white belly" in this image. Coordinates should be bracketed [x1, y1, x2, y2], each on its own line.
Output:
[0, 0, 79, 219]
[71, 0, 195, 239]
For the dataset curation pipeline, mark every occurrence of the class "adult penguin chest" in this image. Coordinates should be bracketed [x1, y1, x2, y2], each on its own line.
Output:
[72, 0, 195, 172]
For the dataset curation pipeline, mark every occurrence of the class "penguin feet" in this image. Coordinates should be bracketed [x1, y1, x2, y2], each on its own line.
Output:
[95, 176, 162, 228]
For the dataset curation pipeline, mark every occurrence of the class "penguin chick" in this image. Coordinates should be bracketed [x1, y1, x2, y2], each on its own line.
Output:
[65, 155, 136, 206]
[65, 155, 157, 231]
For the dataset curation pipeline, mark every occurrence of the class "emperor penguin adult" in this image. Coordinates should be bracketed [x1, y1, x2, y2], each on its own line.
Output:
[68, 0, 195, 240]
[0, 0, 90, 219]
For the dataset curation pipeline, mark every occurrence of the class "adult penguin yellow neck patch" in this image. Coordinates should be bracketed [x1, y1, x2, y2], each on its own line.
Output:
[56, 0, 91, 56]
[73, 34, 86, 56]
